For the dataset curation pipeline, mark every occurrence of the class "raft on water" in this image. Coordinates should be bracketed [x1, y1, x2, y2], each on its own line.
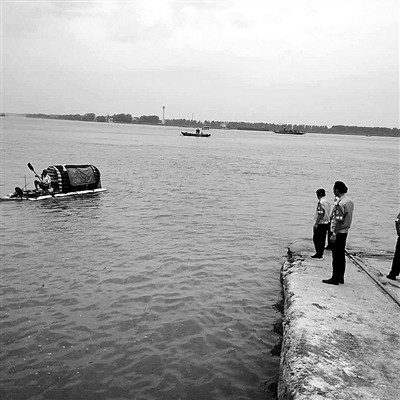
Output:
[1, 164, 107, 201]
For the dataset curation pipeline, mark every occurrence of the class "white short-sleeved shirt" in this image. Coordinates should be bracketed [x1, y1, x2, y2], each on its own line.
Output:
[315, 198, 331, 224]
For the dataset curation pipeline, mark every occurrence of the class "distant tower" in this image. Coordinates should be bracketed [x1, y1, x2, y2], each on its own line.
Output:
[162, 106, 165, 124]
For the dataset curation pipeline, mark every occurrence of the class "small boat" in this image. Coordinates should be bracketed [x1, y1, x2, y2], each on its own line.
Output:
[274, 127, 305, 135]
[181, 128, 211, 137]
[1, 163, 106, 201]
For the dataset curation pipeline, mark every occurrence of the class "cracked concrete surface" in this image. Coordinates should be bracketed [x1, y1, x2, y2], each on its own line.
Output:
[278, 240, 400, 400]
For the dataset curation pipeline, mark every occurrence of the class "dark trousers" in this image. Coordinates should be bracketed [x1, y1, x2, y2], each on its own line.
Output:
[313, 224, 330, 256]
[389, 236, 400, 277]
[331, 232, 348, 281]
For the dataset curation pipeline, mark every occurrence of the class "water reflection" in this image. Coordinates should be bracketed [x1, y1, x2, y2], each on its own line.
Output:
[34, 194, 103, 226]
[36, 192, 104, 212]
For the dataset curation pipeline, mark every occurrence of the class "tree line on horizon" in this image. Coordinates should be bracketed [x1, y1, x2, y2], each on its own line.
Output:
[25, 113, 399, 137]
[25, 112, 159, 124]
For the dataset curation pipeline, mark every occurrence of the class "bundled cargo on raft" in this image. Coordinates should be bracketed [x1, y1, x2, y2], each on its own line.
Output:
[48, 164, 102, 193]
[1, 164, 107, 201]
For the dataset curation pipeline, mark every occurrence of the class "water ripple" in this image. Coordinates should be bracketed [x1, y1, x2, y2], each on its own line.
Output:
[2, 120, 397, 399]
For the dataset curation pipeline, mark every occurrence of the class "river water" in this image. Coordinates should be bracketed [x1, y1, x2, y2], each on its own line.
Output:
[0, 116, 398, 399]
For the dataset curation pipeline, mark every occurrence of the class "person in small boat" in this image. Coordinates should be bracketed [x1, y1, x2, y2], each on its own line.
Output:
[10, 187, 24, 198]
[34, 169, 52, 192]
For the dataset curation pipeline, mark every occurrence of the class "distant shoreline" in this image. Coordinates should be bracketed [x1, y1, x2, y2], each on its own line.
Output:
[3, 113, 399, 137]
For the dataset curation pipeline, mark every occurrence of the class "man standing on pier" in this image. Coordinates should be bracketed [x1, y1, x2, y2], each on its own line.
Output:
[386, 212, 400, 280]
[322, 181, 354, 285]
[312, 188, 331, 259]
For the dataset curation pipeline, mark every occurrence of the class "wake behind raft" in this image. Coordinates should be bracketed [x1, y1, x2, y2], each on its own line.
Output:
[1, 163, 107, 201]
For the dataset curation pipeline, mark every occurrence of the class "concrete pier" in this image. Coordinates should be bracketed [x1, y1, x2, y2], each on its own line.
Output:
[278, 240, 400, 400]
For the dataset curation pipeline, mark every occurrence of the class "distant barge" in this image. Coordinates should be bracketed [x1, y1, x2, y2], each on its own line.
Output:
[274, 128, 305, 135]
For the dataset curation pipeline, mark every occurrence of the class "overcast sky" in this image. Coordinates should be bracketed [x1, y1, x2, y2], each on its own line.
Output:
[1, 0, 399, 127]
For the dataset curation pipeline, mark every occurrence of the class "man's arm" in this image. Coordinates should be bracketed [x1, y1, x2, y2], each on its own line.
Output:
[330, 203, 345, 241]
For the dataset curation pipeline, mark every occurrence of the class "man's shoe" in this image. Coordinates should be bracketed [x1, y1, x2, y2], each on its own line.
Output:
[311, 254, 322, 259]
[386, 275, 397, 281]
[325, 246, 333, 250]
[322, 278, 339, 285]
